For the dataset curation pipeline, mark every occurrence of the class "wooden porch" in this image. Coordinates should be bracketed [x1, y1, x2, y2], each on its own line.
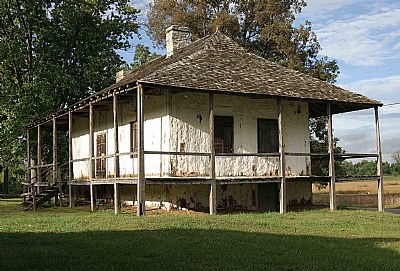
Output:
[23, 83, 385, 215]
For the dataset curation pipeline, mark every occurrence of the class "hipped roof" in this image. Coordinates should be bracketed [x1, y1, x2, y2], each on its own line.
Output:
[26, 31, 382, 128]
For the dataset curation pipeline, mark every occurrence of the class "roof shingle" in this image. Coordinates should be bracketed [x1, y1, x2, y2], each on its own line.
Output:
[123, 31, 381, 106]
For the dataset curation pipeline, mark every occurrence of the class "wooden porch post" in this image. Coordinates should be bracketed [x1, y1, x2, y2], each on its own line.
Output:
[89, 103, 96, 211]
[37, 124, 42, 195]
[374, 106, 384, 212]
[68, 110, 74, 207]
[327, 103, 336, 211]
[278, 99, 286, 213]
[53, 117, 62, 206]
[27, 129, 33, 206]
[136, 84, 145, 216]
[27, 129, 31, 184]
[113, 92, 121, 214]
[209, 92, 217, 215]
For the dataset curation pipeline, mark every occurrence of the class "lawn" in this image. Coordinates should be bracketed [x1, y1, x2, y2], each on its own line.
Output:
[1, 199, 399, 271]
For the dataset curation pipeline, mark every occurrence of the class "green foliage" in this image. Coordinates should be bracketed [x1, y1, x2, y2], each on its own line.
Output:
[147, 0, 339, 83]
[309, 117, 344, 176]
[392, 151, 400, 165]
[130, 44, 161, 69]
[0, 0, 139, 192]
[340, 160, 400, 176]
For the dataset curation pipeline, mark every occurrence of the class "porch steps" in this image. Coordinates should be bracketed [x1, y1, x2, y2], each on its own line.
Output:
[23, 183, 64, 209]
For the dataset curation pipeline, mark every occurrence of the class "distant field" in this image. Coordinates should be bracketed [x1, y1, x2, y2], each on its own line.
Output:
[313, 175, 400, 194]
[313, 176, 400, 207]
[1, 198, 400, 271]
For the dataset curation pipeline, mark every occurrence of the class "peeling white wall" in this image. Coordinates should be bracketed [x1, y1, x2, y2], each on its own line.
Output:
[287, 181, 312, 204]
[71, 90, 313, 209]
[73, 91, 310, 179]
[169, 92, 310, 177]
[118, 184, 259, 210]
[71, 116, 90, 180]
[72, 92, 170, 179]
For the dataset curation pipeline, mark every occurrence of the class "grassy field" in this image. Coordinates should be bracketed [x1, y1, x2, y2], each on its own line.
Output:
[312, 176, 400, 207]
[1, 199, 400, 271]
[314, 175, 400, 195]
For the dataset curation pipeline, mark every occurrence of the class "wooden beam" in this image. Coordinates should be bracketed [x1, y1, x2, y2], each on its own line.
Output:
[89, 103, 96, 211]
[68, 110, 73, 207]
[53, 117, 63, 206]
[136, 84, 145, 216]
[375, 106, 384, 212]
[278, 99, 286, 213]
[90, 183, 96, 211]
[28, 128, 35, 210]
[209, 92, 217, 215]
[113, 92, 120, 214]
[27, 129, 31, 185]
[37, 125, 41, 193]
[52, 118, 57, 183]
[114, 183, 120, 214]
[327, 103, 336, 211]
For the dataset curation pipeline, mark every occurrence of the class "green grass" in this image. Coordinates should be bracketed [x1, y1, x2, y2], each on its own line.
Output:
[1, 199, 400, 271]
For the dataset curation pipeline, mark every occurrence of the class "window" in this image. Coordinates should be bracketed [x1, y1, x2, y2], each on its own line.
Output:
[257, 118, 279, 153]
[96, 133, 106, 178]
[214, 116, 233, 153]
[130, 121, 137, 158]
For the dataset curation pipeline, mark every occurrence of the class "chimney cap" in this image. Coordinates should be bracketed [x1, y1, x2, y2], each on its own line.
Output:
[166, 25, 190, 34]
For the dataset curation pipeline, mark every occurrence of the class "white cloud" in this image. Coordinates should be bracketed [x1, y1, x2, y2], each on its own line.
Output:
[339, 75, 400, 102]
[334, 75, 400, 161]
[301, 0, 358, 15]
[130, 0, 152, 23]
[315, 8, 400, 66]
[333, 108, 400, 162]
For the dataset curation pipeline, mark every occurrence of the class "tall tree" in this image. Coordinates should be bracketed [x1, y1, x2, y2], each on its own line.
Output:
[147, 0, 339, 82]
[0, 0, 139, 191]
[392, 151, 400, 165]
[131, 44, 161, 69]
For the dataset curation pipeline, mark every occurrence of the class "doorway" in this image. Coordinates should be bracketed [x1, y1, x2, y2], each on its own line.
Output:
[258, 183, 279, 212]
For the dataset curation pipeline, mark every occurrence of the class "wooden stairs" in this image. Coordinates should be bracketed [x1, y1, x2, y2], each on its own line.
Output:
[22, 181, 66, 210]
[25, 183, 59, 208]
[22, 162, 69, 210]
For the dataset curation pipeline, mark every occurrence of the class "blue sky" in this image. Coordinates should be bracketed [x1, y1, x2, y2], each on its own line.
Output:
[122, 0, 400, 162]
[296, 0, 400, 162]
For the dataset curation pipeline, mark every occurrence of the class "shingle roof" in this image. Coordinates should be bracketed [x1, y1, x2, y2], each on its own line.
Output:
[118, 31, 381, 108]
[26, 31, 382, 128]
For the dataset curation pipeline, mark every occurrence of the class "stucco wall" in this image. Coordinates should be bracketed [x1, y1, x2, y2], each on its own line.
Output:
[287, 181, 312, 205]
[71, 116, 90, 180]
[90, 182, 311, 210]
[117, 184, 259, 210]
[72, 91, 310, 179]
[169, 92, 310, 177]
[72, 93, 170, 179]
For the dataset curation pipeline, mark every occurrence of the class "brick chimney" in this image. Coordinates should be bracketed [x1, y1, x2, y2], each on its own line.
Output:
[115, 69, 126, 83]
[166, 25, 190, 57]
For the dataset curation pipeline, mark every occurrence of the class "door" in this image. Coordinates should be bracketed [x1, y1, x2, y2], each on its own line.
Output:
[258, 183, 279, 212]
[96, 133, 106, 179]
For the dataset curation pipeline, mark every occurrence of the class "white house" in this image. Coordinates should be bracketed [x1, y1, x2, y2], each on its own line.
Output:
[23, 26, 384, 214]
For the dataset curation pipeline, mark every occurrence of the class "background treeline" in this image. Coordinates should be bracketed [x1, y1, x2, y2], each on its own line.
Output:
[340, 160, 400, 176]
